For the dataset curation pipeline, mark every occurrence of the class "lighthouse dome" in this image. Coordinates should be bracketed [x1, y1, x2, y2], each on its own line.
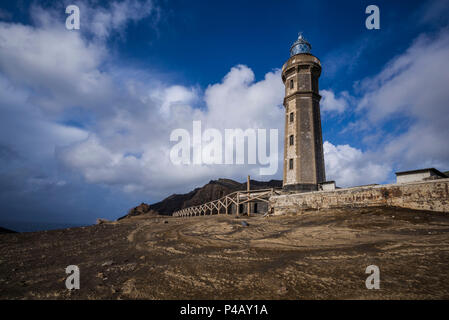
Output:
[290, 33, 312, 56]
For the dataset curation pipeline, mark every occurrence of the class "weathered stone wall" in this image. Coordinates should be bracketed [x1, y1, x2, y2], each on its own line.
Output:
[229, 201, 268, 215]
[270, 179, 449, 215]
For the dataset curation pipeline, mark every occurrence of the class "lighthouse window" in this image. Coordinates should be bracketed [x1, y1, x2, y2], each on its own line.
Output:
[290, 112, 294, 122]
[289, 135, 294, 145]
[290, 79, 294, 89]
[289, 159, 293, 170]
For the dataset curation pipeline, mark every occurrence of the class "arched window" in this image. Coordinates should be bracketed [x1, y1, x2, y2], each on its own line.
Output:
[289, 135, 294, 145]
[289, 159, 293, 170]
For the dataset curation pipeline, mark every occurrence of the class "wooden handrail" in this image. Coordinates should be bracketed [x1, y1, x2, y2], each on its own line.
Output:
[173, 187, 282, 217]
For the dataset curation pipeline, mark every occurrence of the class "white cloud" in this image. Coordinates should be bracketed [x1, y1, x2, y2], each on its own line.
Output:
[323, 141, 391, 187]
[152, 85, 199, 117]
[78, 0, 157, 40]
[0, 20, 112, 113]
[0, 74, 88, 163]
[320, 89, 350, 113]
[357, 28, 449, 171]
[0, 0, 159, 115]
[55, 64, 285, 196]
[204, 65, 284, 129]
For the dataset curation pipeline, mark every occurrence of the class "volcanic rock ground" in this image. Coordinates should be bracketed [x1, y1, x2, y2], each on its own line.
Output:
[1, 206, 449, 299]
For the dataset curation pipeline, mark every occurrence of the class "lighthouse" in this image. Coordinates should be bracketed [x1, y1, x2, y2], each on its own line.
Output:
[281, 33, 326, 191]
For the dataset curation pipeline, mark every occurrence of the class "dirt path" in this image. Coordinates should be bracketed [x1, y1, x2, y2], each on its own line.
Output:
[1, 207, 449, 299]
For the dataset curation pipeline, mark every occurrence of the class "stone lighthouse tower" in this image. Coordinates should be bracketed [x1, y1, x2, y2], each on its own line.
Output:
[281, 33, 325, 191]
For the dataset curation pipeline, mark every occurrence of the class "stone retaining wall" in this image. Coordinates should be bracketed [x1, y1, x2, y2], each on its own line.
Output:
[269, 179, 449, 215]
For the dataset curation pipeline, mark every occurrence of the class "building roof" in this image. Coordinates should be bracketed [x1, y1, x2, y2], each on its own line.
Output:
[395, 168, 448, 177]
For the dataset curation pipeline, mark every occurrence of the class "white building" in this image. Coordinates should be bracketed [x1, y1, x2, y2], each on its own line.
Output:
[395, 168, 447, 184]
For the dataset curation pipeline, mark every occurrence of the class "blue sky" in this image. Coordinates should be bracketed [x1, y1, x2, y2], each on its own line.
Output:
[0, 0, 448, 231]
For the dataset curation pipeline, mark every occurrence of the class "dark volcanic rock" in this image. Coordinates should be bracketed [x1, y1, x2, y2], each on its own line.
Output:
[0, 227, 17, 234]
[119, 178, 282, 219]
[118, 203, 159, 220]
[96, 218, 110, 225]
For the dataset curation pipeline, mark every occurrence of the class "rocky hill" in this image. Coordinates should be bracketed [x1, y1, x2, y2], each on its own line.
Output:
[119, 178, 282, 219]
